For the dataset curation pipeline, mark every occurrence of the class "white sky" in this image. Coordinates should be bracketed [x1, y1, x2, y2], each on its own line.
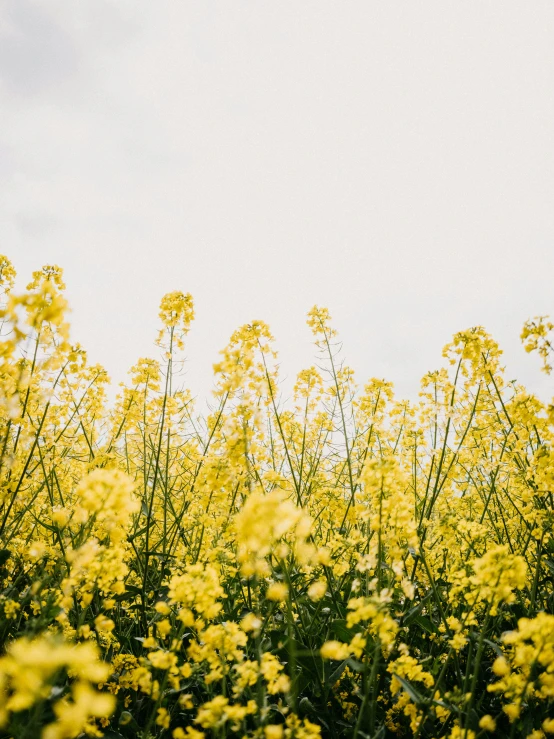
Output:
[1, 1, 553, 404]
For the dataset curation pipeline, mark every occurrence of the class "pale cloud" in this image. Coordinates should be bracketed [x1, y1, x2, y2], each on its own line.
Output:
[2, 1, 553, 403]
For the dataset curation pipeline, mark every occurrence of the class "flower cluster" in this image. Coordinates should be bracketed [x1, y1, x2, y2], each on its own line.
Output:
[0, 255, 552, 739]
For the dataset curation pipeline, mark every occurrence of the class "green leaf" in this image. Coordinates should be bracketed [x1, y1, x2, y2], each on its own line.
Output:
[329, 619, 354, 642]
[403, 593, 432, 622]
[298, 696, 317, 716]
[328, 659, 348, 686]
[392, 673, 425, 706]
[124, 585, 142, 595]
[483, 638, 503, 657]
[346, 658, 366, 673]
[408, 614, 438, 634]
[0, 549, 11, 567]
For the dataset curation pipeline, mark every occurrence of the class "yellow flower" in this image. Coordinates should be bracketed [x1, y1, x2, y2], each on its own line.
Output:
[492, 656, 510, 676]
[0, 635, 113, 736]
[388, 653, 434, 695]
[168, 564, 224, 621]
[478, 715, 496, 732]
[156, 707, 170, 729]
[157, 291, 195, 349]
[260, 653, 290, 694]
[503, 703, 521, 722]
[155, 601, 171, 615]
[157, 618, 172, 638]
[240, 613, 262, 634]
[234, 488, 312, 576]
[307, 580, 327, 601]
[470, 545, 527, 615]
[44, 682, 115, 739]
[346, 594, 398, 654]
[521, 315, 554, 374]
[320, 641, 351, 661]
[306, 305, 337, 339]
[360, 456, 418, 579]
[195, 696, 255, 730]
[265, 725, 284, 739]
[94, 615, 115, 633]
[174, 729, 204, 739]
[2, 600, 20, 620]
[148, 650, 178, 671]
[284, 714, 321, 739]
[266, 582, 289, 602]
[75, 468, 139, 542]
[447, 728, 475, 739]
[0, 254, 16, 291]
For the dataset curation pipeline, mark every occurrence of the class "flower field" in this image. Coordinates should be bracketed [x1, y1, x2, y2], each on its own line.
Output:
[0, 255, 553, 739]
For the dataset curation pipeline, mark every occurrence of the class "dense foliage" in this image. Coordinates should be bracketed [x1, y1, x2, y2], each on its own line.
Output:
[0, 255, 553, 739]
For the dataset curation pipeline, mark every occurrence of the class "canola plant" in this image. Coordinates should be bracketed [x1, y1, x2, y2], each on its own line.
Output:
[0, 255, 553, 739]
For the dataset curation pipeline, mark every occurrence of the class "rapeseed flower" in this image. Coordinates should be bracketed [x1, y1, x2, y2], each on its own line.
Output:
[0, 255, 553, 738]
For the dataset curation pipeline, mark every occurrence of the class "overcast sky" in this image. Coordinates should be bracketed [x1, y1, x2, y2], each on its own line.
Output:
[1, 1, 553, 404]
